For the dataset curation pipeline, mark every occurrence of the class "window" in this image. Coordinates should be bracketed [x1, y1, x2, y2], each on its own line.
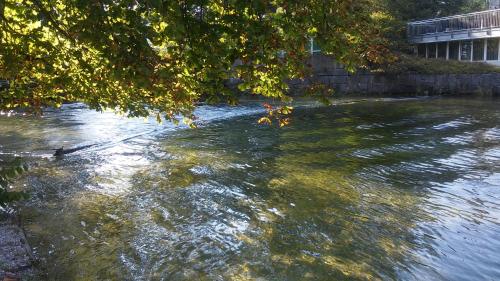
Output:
[309, 38, 321, 54]
[487, 38, 499, 61]
[449, 41, 460, 60]
[428, 43, 437, 58]
[437, 42, 447, 59]
[460, 41, 472, 61]
[473, 40, 484, 61]
[417, 44, 426, 58]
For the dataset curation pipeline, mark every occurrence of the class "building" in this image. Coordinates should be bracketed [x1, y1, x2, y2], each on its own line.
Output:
[408, 2, 500, 65]
[491, 0, 500, 9]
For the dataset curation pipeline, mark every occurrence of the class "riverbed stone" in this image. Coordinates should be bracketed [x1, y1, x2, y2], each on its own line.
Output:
[0, 213, 36, 280]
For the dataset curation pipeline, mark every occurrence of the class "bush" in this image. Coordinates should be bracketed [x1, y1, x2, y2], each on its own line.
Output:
[374, 54, 500, 74]
[0, 159, 29, 207]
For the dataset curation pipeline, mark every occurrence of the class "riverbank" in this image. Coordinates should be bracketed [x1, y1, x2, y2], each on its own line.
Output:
[290, 54, 500, 96]
[0, 212, 36, 280]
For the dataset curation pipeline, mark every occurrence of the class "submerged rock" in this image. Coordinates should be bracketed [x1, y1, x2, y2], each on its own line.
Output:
[0, 213, 36, 280]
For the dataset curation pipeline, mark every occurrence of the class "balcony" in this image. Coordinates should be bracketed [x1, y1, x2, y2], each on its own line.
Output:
[408, 9, 500, 44]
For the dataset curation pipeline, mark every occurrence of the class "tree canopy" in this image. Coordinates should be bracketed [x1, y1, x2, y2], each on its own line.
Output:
[0, 0, 387, 122]
[384, 0, 487, 21]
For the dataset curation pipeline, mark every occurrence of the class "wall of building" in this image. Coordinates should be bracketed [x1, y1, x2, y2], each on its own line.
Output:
[490, 0, 500, 9]
[289, 55, 500, 96]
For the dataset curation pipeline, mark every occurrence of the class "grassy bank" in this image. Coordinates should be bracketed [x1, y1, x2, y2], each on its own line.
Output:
[375, 54, 500, 75]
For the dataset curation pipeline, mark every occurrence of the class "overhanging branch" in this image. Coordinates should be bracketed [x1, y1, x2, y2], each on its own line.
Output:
[32, 0, 74, 42]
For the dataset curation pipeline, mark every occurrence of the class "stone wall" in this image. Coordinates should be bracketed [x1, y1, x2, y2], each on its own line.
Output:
[0, 213, 36, 280]
[289, 55, 500, 96]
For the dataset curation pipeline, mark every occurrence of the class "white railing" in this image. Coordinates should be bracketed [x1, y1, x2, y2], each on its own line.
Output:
[408, 9, 500, 38]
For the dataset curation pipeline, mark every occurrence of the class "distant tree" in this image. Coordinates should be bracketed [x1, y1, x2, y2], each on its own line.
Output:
[0, 0, 389, 124]
[384, 0, 487, 21]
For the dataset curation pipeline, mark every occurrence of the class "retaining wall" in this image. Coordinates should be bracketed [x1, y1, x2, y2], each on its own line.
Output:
[289, 55, 500, 96]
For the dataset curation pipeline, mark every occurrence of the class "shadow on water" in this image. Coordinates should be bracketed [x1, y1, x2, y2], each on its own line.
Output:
[1, 98, 500, 280]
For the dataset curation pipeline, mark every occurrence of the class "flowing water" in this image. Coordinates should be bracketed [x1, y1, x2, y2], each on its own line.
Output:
[1, 97, 500, 280]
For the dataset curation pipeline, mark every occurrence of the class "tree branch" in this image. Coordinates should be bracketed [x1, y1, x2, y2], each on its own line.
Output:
[31, 0, 74, 42]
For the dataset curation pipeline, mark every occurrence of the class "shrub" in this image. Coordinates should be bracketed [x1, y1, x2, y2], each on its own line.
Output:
[0, 159, 29, 207]
[374, 54, 500, 74]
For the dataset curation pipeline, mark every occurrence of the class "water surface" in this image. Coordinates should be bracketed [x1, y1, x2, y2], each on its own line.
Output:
[1, 98, 499, 280]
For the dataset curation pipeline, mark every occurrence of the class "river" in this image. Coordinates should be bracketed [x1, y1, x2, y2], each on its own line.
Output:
[0, 97, 499, 280]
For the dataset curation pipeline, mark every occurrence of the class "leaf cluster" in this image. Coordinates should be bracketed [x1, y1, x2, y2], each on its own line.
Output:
[0, 159, 29, 207]
[258, 102, 292, 127]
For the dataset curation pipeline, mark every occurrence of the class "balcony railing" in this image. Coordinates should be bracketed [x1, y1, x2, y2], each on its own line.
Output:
[408, 9, 500, 38]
